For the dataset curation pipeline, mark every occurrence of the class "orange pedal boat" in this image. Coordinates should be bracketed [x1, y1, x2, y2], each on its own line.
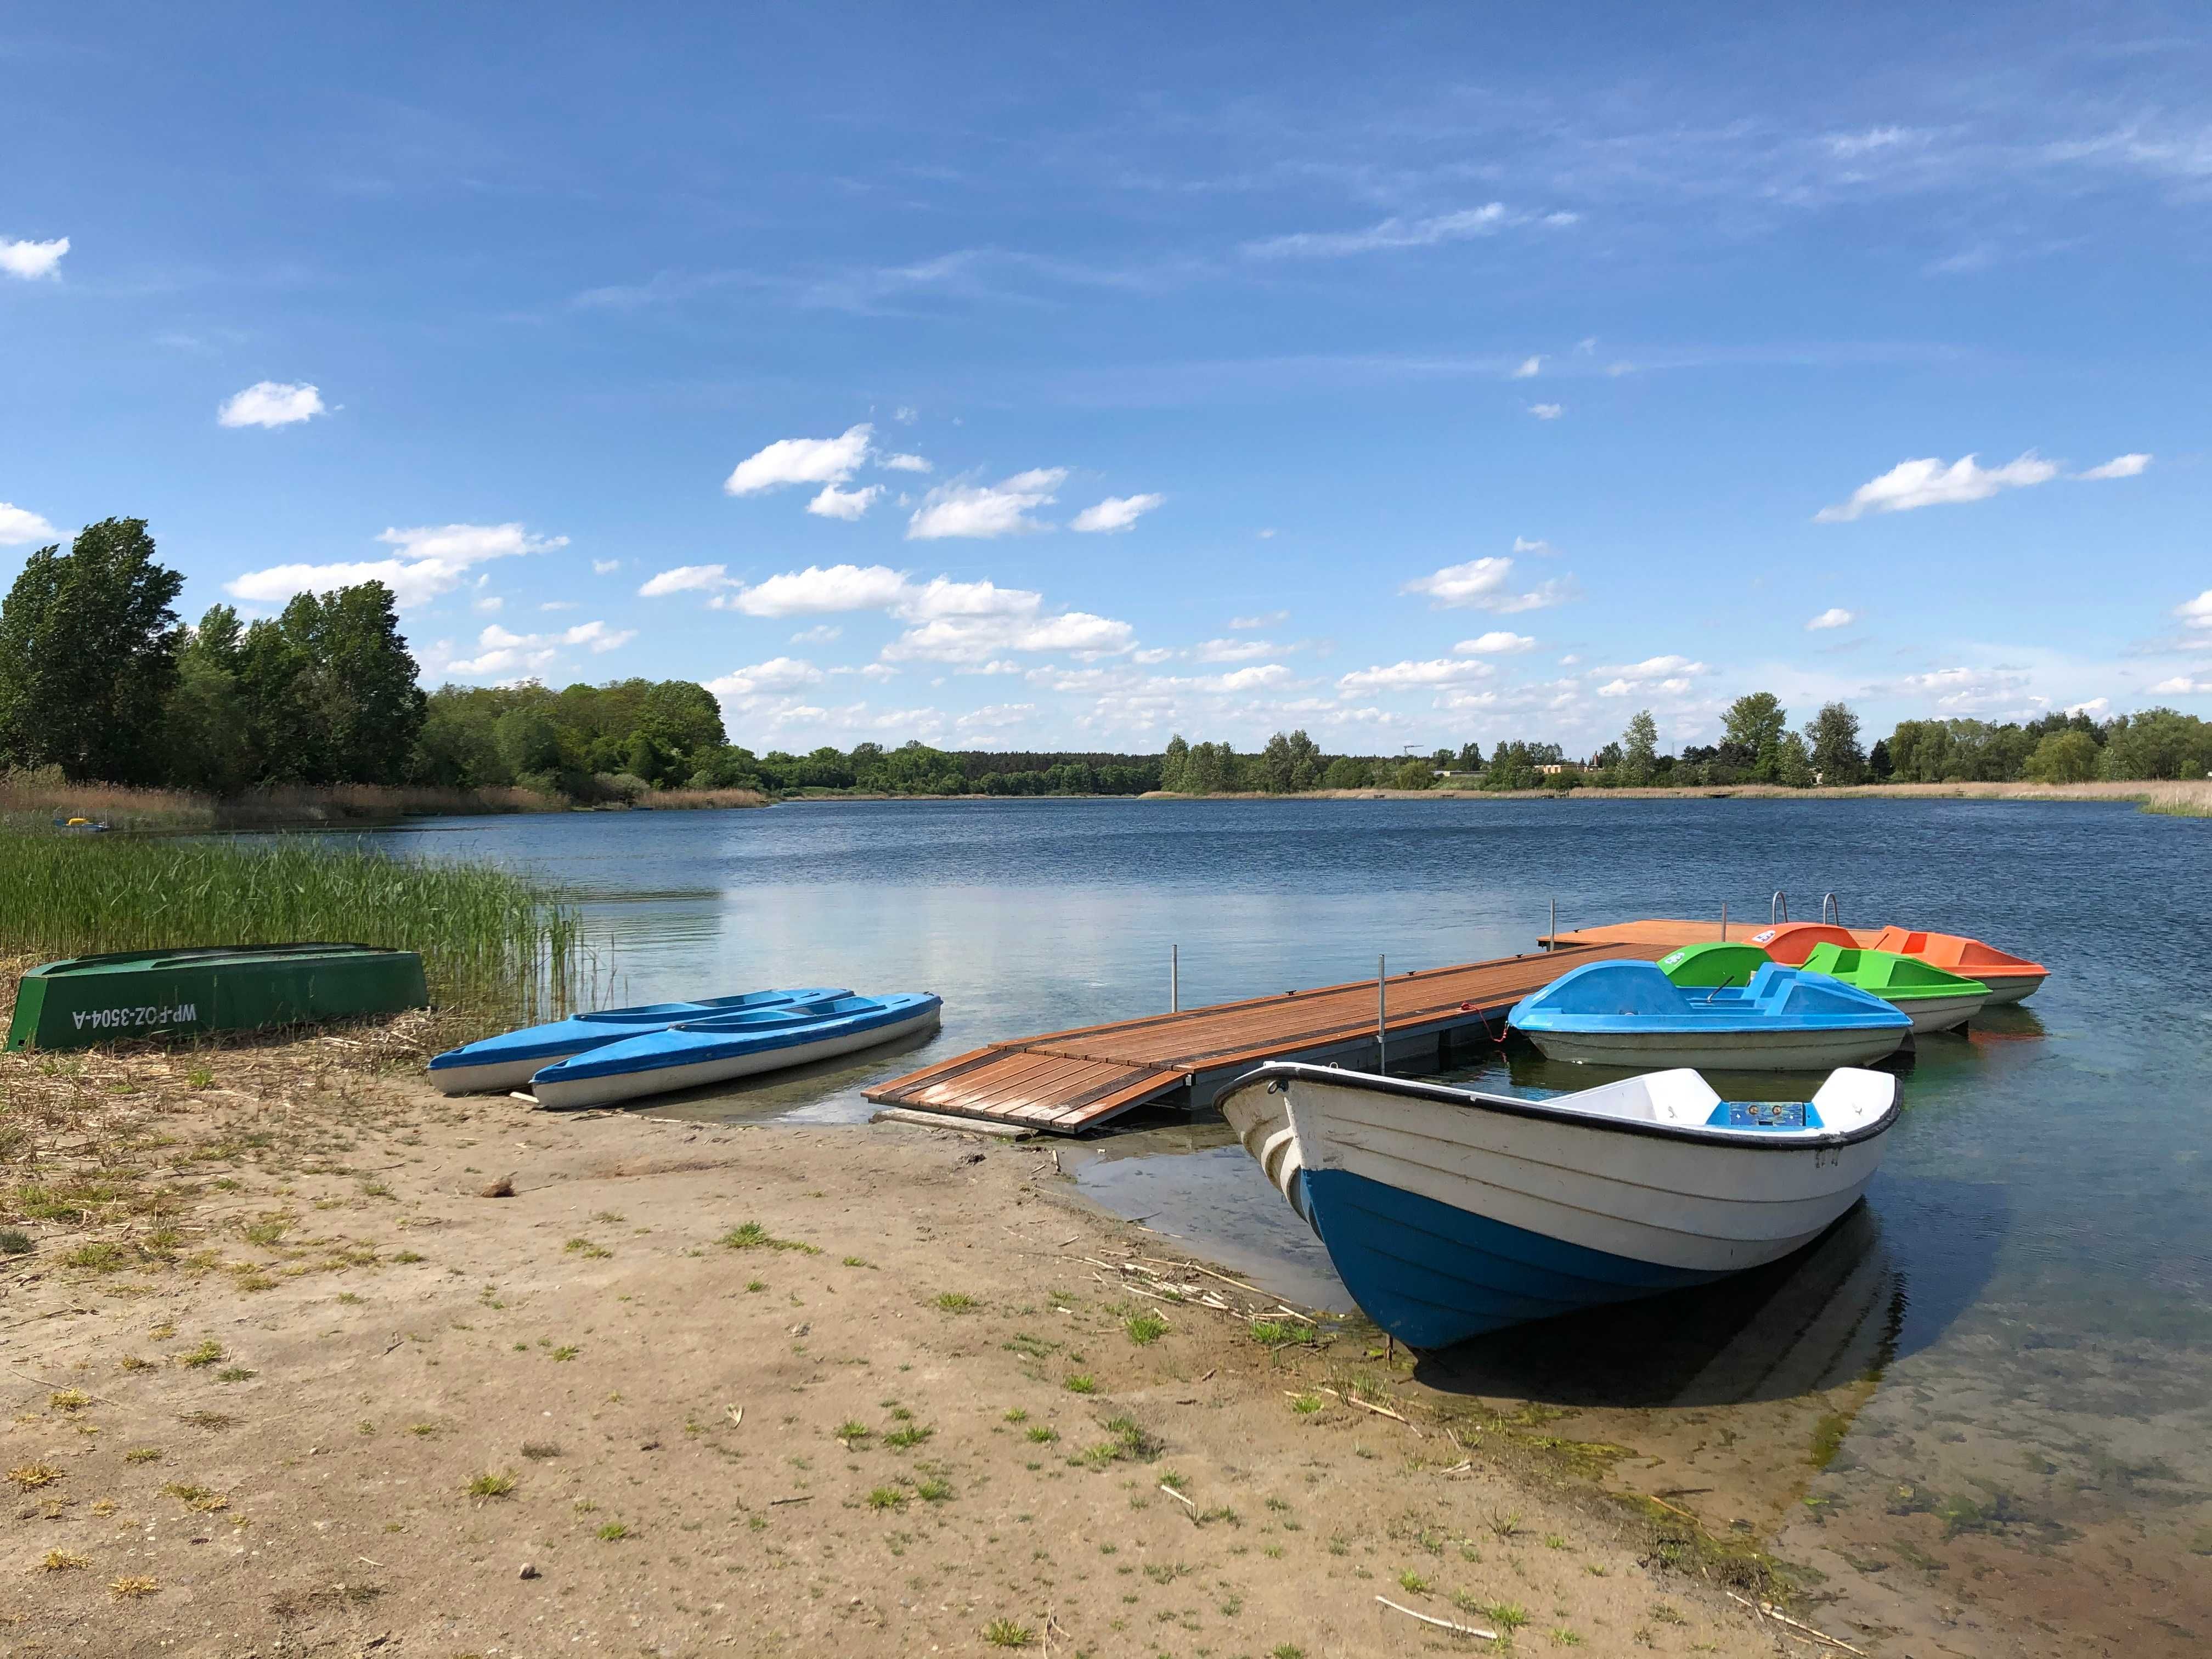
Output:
[1746, 922, 2047, 1005]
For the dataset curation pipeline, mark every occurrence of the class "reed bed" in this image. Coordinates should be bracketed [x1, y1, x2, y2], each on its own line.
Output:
[0, 831, 589, 1033]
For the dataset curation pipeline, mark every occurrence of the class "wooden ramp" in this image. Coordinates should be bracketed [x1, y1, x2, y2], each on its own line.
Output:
[866, 928, 1691, 1135]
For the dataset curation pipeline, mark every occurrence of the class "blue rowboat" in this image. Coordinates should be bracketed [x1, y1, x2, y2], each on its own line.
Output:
[1508, 958, 1909, 1071]
[426, 986, 850, 1094]
[1220, 1060, 1900, 1347]
[529, 992, 943, 1110]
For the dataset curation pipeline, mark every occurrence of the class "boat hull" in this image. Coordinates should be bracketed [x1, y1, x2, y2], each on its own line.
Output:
[1972, 973, 2040, 1006]
[1519, 1025, 1904, 1070]
[1221, 1067, 1892, 1347]
[532, 1006, 941, 1110]
[1892, 991, 1988, 1033]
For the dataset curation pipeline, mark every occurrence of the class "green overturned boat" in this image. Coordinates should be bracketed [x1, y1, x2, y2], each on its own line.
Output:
[6, 945, 428, 1052]
[1659, 940, 1990, 1034]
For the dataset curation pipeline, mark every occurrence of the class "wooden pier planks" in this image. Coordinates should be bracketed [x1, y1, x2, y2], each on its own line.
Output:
[1543, 917, 1882, 952]
[866, 927, 1699, 1134]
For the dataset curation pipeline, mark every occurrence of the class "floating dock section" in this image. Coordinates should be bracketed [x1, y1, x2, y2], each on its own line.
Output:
[866, 918, 1778, 1135]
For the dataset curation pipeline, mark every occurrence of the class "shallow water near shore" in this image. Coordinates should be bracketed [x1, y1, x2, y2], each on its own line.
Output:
[379, 796, 2212, 1645]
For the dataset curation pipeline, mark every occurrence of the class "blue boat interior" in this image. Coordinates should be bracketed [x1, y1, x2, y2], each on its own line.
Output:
[1509, 958, 1907, 1031]
[534, 992, 942, 1082]
[426, 985, 853, 1071]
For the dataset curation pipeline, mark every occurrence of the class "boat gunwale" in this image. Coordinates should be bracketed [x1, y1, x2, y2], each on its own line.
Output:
[1225, 1060, 1901, 1153]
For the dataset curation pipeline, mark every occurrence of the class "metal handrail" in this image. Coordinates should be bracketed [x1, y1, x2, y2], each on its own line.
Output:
[1822, 893, 1843, 927]
[1771, 890, 1788, 924]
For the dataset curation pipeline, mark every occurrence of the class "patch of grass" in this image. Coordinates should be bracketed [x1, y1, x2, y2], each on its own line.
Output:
[842, 1255, 872, 1268]
[595, 1521, 631, 1541]
[867, 1486, 906, 1509]
[1248, 1318, 1312, 1346]
[983, 1618, 1035, 1648]
[934, 1291, 978, 1312]
[1269, 1645, 1306, 1659]
[836, 1420, 874, 1444]
[49, 1389, 91, 1412]
[1809, 1410, 1852, 1470]
[63, 1241, 134, 1273]
[110, 1576, 159, 1599]
[42, 1549, 90, 1572]
[215, 1367, 256, 1384]
[392, 1250, 424, 1264]
[1289, 1392, 1324, 1414]
[1125, 1312, 1169, 1345]
[123, 1447, 162, 1464]
[160, 1482, 228, 1513]
[916, 1476, 952, 1503]
[1003, 1407, 1029, 1424]
[1488, 1510, 1526, 1539]
[9, 1463, 63, 1490]
[177, 1410, 236, 1430]
[1025, 1425, 1058, 1444]
[563, 1237, 612, 1259]
[0, 1227, 33, 1255]
[1063, 1373, 1097, 1395]
[466, 1470, 517, 1499]
[550, 1345, 580, 1362]
[178, 1340, 225, 1369]
[1398, 1570, 1431, 1594]
[718, 1221, 818, 1255]
[240, 1216, 290, 1247]
[884, 1424, 934, 1450]
[1472, 1601, 1530, 1632]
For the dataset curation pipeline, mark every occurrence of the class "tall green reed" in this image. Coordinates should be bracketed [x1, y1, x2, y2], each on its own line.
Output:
[0, 831, 588, 1029]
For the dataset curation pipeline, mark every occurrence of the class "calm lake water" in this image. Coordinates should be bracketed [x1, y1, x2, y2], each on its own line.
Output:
[381, 797, 2212, 1642]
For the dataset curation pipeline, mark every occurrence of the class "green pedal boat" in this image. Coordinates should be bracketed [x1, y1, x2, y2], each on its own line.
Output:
[6, 944, 429, 1051]
[1658, 940, 1990, 1034]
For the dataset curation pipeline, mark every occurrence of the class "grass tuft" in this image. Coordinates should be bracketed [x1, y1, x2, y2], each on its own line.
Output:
[466, 1470, 517, 1499]
[719, 1222, 819, 1255]
[1124, 1312, 1169, 1345]
[983, 1618, 1035, 1647]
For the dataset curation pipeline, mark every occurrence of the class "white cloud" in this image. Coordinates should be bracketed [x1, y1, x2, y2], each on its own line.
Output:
[1070, 493, 1164, 534]
[1815, 452, 2059, 521]
[956, 703, 1036, 733]
[896, 577, 1041, 621]
[1245, 203, 1506, 258]
[1887, 665, 2040, 715]
[1401, 555, 1572, 613]
[2077, 453, 2151, 481]
[1826, 126, 1920, 157]
[539, 601, 578, 611]
[806, 483, 883, 520]
[1806, 607, 1859, 630]
[723, 424, 872, 496]
[1230, 610, 1288, 629]
[444, 619, 634, 678]
[2151, 676, 2211, 695]
[1193, 637, 1279, 663]
[878, 452, 932, 473]
[2176, 590, 2212, 631]
[892, 407, 918, 425]
[637, 563, 731, 597]
[473, 595, 503, 614]
[791, 624, 842, 645]
[217, 381, 326, 429]
[885, 609, 1134, 665]
[1336, 658, 1496, 693]
[1510, 537, 1555, 557]
[227, 522, 564, 609]
[1594, 654, 1710, 697]
[706, 657, 827, 696]
[1528, 403, 1563, 420]
[1255, 528, 1277, 540]
[907, 467, 1066, 540]
[592, 558, 620, 575]
[0, 502, 61, 545]
[721, 563, 911, 616]
[0, 237, 69, 280]
[2064, 698, 2109, 718]
[1453, 631, 1536, 655]
[1513, 356, 1542, 379]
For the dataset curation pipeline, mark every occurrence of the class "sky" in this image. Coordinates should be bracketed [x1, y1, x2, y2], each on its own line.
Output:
[2, 2, 2209, 758]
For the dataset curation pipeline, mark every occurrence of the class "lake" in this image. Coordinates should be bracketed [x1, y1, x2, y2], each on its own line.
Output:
[381, 796, 2212, 1647]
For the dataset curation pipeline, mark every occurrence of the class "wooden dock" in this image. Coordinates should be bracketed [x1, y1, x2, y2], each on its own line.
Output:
[866, 917, 1770, 1135]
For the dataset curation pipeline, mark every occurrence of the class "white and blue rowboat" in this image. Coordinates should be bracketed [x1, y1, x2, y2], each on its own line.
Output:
[426, 986, 850, 1095]
[1218, 1060, 1899, 1348]
[1508, 958, 1909, 1071]
[529, 992, 943, 1110]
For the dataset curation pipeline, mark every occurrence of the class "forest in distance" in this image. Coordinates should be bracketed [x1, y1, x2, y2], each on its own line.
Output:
[3, 517, 2209, 805]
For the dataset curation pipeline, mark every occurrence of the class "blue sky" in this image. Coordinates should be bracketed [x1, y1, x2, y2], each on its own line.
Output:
[3, 3, 2208, 756]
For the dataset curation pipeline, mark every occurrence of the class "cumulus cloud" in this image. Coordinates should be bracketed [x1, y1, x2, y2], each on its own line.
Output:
[1886, 665, 2040, 715]
[2176, 590, 2212, 631]
[956, 703, 1036, 733]
[718, 563, 911, 616]
[2151, 676, 2212, 695]
[1336, 658, 1496, 693]
[2078, 453, 2151, 481]
[227, 522, 565, 609]
[592, 558, 620, 574]
[878, 452, 932, 473]
[1070, 493, 1164, 534]
[1245, 203, 1506, 258]
[706, 657, 827, 696]
[1513, 356, 1542, 379]
[791, 624, 842, 645]
[1453, 631, 1536, 654]
[1230, 611, 1288, 629]
[1528, 403, 1563, 420]
[1193, 637, 1280, 663]
[1510, 537, 1555, 556]
[885, 608, 1133, 664]
[444, 619, 635, 678]
[724, 424, 873, 496]
[1806, 607, 1859, 630]
[636, 565, 729, 597]
[0, 502, 61, 546]
[1401, 555, 1572, 613]
[1815, 453, 2058, 521]
[907, 468, 1066, 540]
[0, 236, 69, 280]
[218, 381, 326, 428]
[806, 483, 883, 521]
[1594, 654, 1709, 697]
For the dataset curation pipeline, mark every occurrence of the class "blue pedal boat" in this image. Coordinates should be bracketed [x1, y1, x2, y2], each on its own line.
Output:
[530, 992, 943, 1110]
[1220, 1060, 1900, 1347]
[1508, 958, 1909, 1071]
[426, 986, 850, 1094]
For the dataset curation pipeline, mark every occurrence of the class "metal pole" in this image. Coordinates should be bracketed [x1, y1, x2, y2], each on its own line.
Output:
[1171, 944, 1179, 1013]
[1548, 898, 1556, 952]
[1376, 954, 1387, 1073]
[1720, 900, 1728, 941]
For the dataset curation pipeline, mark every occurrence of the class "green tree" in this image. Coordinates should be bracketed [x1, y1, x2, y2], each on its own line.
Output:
[1804, 701, 1866, 786]
[1774, 730, 1816, 787]
[161, 608, 256, 792]
[1391, 758, 1434, 790]
[1259, 731, 1297, 793]
[1722, 692, 1788, 780]
[1160, 734, 1190, 793]
[2097, 708, 2212, 780]
[0, 517, 184, 782]
[1620, 709, 1658, 786]
[2023, 729, 2099, 783]
[1322, 755, 1370, 789]
[494, 706, 563, 781]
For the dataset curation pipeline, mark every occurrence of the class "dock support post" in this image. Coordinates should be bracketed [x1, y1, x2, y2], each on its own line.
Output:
[1376, 955, 1387, 1073]
[1171, 945, 1179, 1013]
[1548, 898, 1556, 951]
[1720, 900, 1728, 941]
